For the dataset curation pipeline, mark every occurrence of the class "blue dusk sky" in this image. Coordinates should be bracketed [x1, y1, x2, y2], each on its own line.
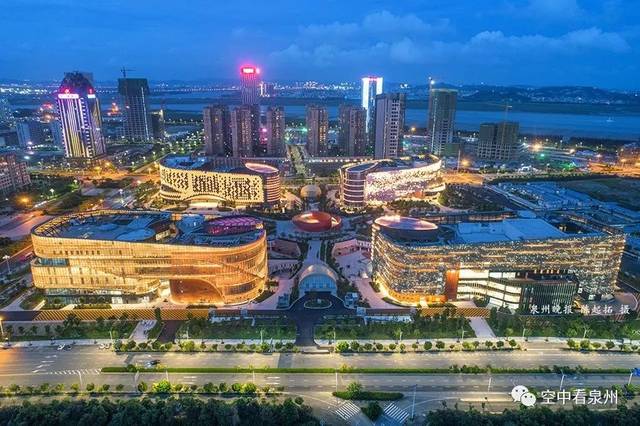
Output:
[1, 0, 638, 88]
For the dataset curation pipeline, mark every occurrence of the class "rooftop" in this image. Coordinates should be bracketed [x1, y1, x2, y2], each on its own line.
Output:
[33, 211, 264, 247]
[161, 156, 278, 175]
[455, 218, 566, 243]
[375, 216, 438, 231]
[343, 155, 440, 173]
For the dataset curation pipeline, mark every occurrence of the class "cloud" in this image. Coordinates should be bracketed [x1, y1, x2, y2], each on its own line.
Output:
[297, 10, 450, 47]
[270, 22, 630, 71]
[467, 27, 630, 54]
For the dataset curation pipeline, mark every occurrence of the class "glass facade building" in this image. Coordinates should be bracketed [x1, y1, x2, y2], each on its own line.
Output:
[30, 211, 268, 305]
[371, 215, 625, 306]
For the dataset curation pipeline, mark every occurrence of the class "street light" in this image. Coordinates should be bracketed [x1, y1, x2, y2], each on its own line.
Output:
[2, 255, 10, 275]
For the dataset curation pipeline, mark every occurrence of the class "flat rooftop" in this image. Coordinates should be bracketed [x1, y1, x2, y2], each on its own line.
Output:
[343, 156, 440, 173]
[34, 211, 264, 247]
[455, 218, 566, 244]
[162, 156, 278, 175]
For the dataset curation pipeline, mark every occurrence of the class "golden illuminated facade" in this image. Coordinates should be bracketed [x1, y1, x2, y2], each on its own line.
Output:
[340, 157, 444, 211]
[160, 156, 281, 206]
[372, 216, 625, 305]
[30, 211, 268, 305]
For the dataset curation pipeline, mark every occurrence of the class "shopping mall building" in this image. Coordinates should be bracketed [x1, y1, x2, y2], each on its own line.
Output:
[30, 211, 268, 305]
[339, 156, 444, 211]
[371, 214, 625, 309]
[159, 155, 281, 207]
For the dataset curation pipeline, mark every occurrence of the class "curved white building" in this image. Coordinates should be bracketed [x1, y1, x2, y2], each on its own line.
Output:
[160, 156, 281, 206]
[339, 156, 444, 210]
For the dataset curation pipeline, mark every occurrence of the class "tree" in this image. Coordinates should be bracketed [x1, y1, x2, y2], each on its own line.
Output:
[242, 383, 257, 395]
[436, 341, 445, 350]
[335, 341, 350, 352]
[423, 341, 433, 351]
[152, 380, 172, 394]
[137, 381, 148, 393]
[362, 401, 383, 421]
[606, 341, 615, 350]
[86, 383, 95, 392]
[346, 381, 363, 397]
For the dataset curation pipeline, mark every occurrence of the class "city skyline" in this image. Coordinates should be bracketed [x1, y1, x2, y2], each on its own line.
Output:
[1, 1, 639, 88]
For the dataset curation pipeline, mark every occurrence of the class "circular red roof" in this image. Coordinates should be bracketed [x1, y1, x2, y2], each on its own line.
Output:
[292, 211, 341, 232]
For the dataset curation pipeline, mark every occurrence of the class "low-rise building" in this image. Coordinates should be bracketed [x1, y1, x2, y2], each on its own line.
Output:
[371, 215, 624, 308]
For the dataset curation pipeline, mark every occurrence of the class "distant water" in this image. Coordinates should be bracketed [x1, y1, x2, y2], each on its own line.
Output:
[147, 101, 639, 141]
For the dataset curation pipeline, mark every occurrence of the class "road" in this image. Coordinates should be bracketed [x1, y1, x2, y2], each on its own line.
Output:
[1, 346, 639, 377]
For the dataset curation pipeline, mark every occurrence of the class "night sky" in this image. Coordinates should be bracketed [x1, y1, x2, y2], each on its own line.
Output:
[1, 0, 638, 88]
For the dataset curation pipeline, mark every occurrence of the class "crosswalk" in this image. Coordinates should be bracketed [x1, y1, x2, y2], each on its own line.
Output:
[335, 401, 360, 421]
[43, 369, 101, 376]
[383, 403, 409, 424]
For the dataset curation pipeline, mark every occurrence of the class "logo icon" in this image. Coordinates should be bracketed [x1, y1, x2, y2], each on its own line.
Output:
[511, 385, 537, 407]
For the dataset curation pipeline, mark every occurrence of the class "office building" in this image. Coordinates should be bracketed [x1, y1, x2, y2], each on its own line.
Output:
[30, 211, 268, 305]
[16, 120, 47, 147]
[118, 78, 152, 142]
[265, 106, 285, 157]
[203, 105, 231, 156]
[371, 215, 624, 305]
[240, 65, 260, 105]
[56, 72, 105, 161]
[159, 155, 281, 206]
[374, 93, 405, 159]
[305, 105, 328, 157]
[150, 110, 165, 141]
[339, 156, 444, 210]
[0, 151, 31, 196]
[361, 76, 383, 132]
[231, 105, 260, 158]
[338, 105, 366, 156]
[477, 122, 520, 162]
[426, 89, 457, 156]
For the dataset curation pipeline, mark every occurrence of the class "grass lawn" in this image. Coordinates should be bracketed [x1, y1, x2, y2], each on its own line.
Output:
[316, 313, 475, 340]
[179, 318, 296, 340]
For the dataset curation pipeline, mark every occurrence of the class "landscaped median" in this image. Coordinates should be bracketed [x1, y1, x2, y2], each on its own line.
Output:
[333, 382, 403, 401]
[101, 364, 635, 375]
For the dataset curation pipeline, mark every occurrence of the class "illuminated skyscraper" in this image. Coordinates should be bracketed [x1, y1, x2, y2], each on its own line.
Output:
[265, 106, 285, 157]
[374, 93, 405, 159]
[305, 105, 328, 157]
[118, 78, 152, 142]
[338, 105, 366, 156]
[426, 88, 457, 156]
[56, 72, 105, 160]
[361, 76, 383, 132]
[203, 105, 231, 156]
[231, 105, 260, 157]
[240, 65, 261, 105]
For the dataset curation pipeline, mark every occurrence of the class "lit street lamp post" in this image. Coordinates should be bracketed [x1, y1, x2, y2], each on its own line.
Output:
[2, 255, 10, 275]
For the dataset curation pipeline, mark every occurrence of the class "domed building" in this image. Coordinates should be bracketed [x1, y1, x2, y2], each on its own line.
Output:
[300, 184, 322, 201]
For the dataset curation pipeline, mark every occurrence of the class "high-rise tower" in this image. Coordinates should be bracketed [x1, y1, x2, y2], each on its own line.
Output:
[305, 105, 328, 157]
[361, 76, 383, 132]
[203, 105, 231, 156]
[240, 66, 261, 105]
[56, 72, 105, 160]
[265, 106, 285, 157]
[374, 93, 406, 159]
[426, 88, 457, 156]
[118, 78, 152, 142]
[338, 105, 366, 156]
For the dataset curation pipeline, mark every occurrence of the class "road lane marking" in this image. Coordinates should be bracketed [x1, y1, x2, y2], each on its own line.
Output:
[335, 402, 359, 420]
